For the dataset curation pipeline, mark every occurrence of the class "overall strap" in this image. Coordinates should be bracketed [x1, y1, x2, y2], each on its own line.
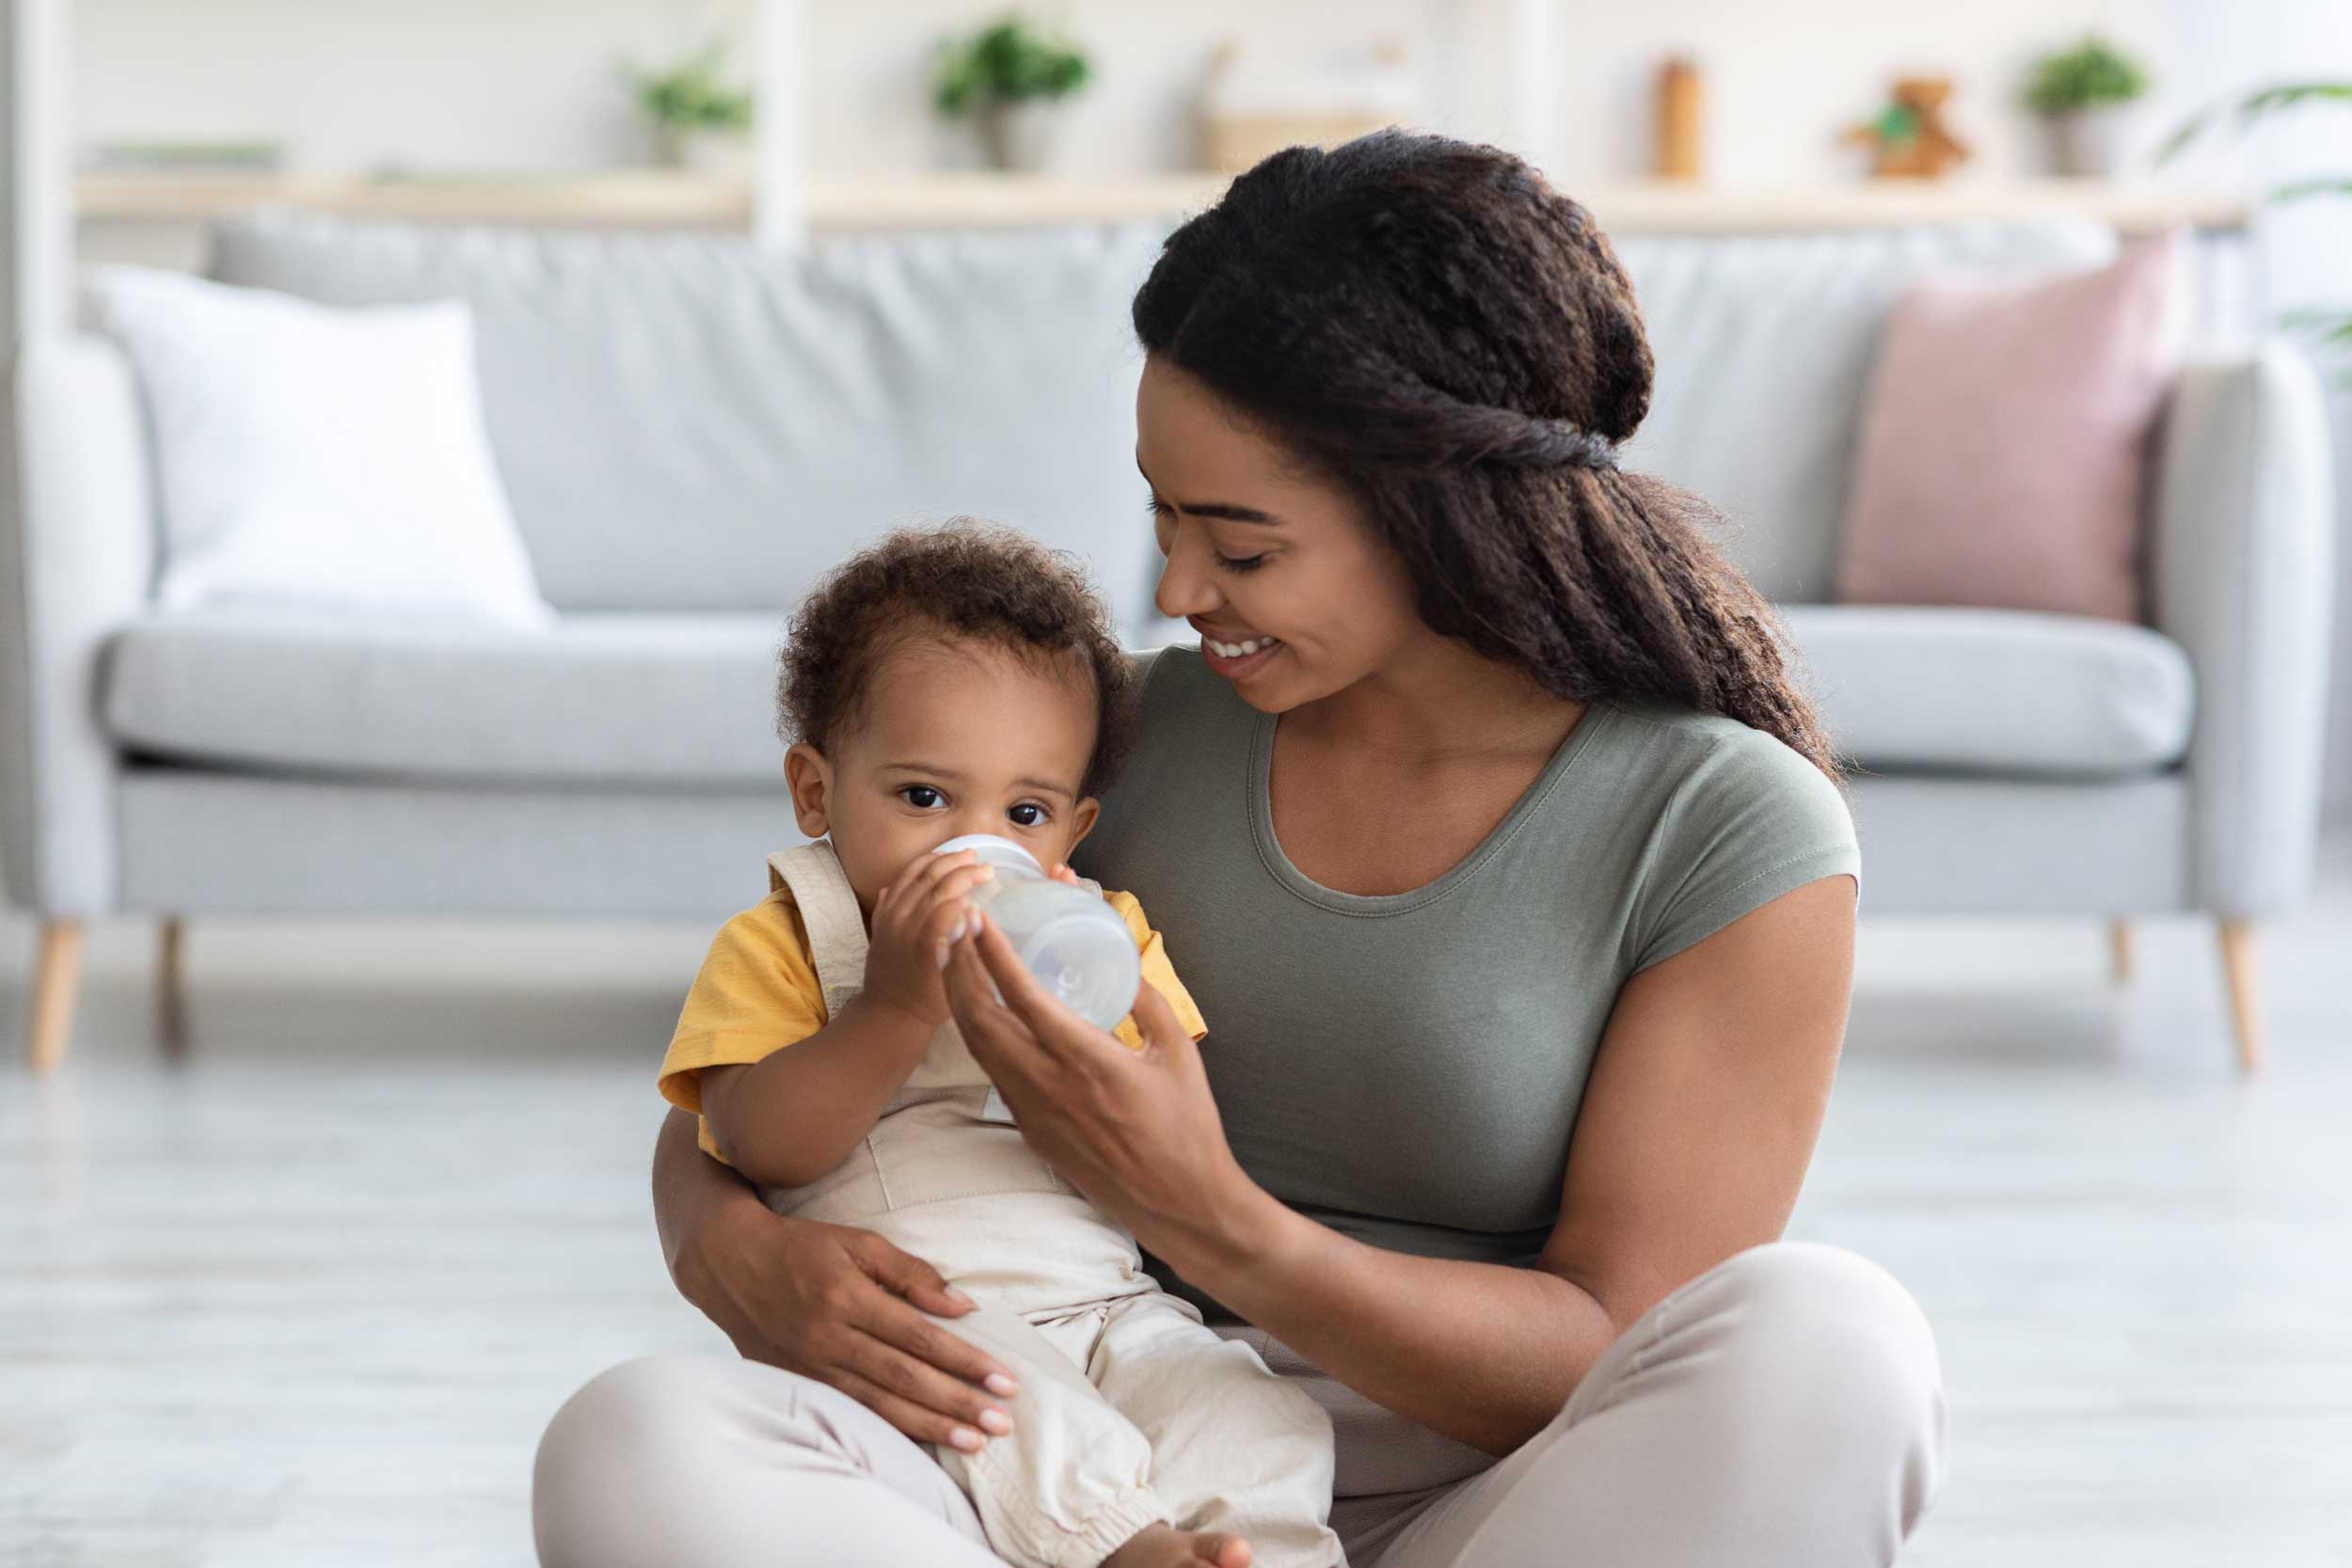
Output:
[767, 842, 868, 1020]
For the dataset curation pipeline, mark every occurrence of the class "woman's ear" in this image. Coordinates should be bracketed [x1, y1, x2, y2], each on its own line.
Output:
[784, 744, 834, 839]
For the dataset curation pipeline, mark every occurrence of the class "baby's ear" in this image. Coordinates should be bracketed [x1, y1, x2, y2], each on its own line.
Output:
[783, 744, 834, 839]
[1067, 796, 1102, 848]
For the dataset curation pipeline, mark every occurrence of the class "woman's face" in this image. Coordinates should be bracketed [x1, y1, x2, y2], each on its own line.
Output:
[1136, 356, 1429, 714]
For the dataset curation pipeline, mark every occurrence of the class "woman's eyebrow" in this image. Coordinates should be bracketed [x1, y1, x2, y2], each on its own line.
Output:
[1136, 456, 1282, 525]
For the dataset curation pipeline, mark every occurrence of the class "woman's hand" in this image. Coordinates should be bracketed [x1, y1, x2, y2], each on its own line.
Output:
[655, 1110, 1020, 1452]
[942, 911, 1271, 1279]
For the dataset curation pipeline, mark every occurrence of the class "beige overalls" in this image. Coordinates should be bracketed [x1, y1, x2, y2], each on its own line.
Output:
[763, 841, 1345, 1568]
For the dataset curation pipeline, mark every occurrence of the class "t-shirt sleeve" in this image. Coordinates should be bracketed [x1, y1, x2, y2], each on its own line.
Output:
[1627, 729, 1861, 974]
[658, 892, 829, 1115]
[1103, 889, 1210, 1047]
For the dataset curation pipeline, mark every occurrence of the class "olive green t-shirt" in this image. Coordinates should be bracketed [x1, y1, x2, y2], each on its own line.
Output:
[1075, 647, 1860, 1319]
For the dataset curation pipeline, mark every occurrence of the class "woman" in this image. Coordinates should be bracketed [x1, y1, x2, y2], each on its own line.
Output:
[534, 132, 1943, 1568]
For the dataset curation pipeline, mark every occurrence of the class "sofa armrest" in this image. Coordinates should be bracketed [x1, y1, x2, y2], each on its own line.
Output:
[2148, 342, 2337, 918]
[0, 335, 154, 915]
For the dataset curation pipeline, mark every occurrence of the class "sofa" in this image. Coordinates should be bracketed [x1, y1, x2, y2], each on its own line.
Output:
[3, 212, 2334, 1071]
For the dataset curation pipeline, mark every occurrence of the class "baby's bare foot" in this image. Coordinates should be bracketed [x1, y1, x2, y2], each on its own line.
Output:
[1100, 1522, 1252, 1568]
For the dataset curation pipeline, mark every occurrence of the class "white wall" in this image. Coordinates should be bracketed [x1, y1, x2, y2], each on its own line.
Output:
[72, 0, 2215, 182]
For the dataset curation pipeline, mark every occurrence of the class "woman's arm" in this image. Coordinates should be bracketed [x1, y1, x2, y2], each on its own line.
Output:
[946, 874, 1855, 1456]
[650, 1106, 1026, 1451]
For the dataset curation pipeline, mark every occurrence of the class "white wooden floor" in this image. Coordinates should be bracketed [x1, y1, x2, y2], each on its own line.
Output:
[6, 839, 2351, 1568]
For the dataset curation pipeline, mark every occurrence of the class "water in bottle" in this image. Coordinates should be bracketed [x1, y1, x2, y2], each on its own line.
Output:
[931, 833, 1140, 1032]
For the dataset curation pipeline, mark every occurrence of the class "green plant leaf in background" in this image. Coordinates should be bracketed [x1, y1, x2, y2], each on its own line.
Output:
[624, 39, 755, 134]
[2156, 81, 2352, 166]
[932, 15, 1091, 119]
[2162, 80, 2352, 372]
[2024, 36, 2151, 115]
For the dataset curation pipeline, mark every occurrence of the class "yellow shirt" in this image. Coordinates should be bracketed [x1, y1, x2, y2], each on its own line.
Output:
[660, 881, 1208, 1158]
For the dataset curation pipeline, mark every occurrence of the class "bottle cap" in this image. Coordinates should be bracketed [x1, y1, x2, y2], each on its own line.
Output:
[931, 833, 1044, 877]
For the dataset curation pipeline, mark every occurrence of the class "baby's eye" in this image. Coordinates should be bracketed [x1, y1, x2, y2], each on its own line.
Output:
[900, 785, 946, 810]
[1008, 802, 1048, 828]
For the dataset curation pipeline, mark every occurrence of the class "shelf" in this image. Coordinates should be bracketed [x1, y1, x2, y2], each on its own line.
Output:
[1585, 180, 2249, 236]
[76, 171, 757, 228]
[74, 171, 2249, 237]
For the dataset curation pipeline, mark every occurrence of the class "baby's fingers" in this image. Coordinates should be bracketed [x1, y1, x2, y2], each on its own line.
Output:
[922, 896, 981, 961]
[885, 848, 980, 909]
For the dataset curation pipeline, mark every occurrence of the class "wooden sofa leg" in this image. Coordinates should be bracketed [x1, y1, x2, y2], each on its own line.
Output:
[2216, 919, 2266, 1073]
[29, 919, 87, 1073]
[159, 918, 187, 1053]
[2107, 919, 2135, 983]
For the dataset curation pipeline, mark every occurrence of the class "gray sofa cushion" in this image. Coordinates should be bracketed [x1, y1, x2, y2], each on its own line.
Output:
[106, 603, 2190, 790]
[104, 611, 786, 785]
[210, 213, 1173, 633]
[1780, 604, 2193, 778]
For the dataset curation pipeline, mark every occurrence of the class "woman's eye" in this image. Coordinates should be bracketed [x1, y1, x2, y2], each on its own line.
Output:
[1008, 802, 1047, 828]
[900, 785, 945, 810]
[1216, 553, 1268, 574]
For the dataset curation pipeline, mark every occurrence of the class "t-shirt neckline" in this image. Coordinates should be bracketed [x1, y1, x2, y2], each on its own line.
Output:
[1245, 699, 1618, 917]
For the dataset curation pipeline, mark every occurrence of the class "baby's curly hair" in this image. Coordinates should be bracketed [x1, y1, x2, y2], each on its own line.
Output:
[780, 522, 1136, 799]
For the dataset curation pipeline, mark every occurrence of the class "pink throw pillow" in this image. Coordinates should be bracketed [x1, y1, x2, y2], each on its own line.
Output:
[1835, 231, 2187, 623]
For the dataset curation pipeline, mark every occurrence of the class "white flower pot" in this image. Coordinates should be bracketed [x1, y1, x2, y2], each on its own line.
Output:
[976, 100, 1066, 172]
[657, 125, 752, 176]
[2043, 105, 2137, 179]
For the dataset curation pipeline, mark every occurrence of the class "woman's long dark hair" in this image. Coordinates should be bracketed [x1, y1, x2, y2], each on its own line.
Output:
[1132, 131, 1839, 778]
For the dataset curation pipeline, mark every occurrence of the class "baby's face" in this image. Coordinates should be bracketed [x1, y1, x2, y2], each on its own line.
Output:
[789, 635, 1103, 915]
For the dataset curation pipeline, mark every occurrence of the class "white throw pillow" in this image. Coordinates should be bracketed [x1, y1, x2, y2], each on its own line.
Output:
[84, 265, 553, 627]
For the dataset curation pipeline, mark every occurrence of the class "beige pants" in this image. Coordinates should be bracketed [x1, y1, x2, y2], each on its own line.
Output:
[822, 1184, 1341, 1568]
[534, 1241, 1944, 1568]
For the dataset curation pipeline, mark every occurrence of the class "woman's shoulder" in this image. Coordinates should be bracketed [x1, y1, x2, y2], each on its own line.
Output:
[1128, 642, 1224, 709]
[1601, 702, 1850, 824]
[1121, 643, 1255, 746]
[1594, 702, 1859, 973]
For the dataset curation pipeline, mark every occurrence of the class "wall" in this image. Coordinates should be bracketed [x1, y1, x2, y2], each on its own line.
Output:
[73, 0, 2212, 182]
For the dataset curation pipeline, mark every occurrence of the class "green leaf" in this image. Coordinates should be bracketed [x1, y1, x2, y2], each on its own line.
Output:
[2161, 79, 2352, 160]
[2024, 35, 2151, 113]
[2270, 176, 2352, 204]
[930, 11, 1092, 116]
[625, 37, 755, 132]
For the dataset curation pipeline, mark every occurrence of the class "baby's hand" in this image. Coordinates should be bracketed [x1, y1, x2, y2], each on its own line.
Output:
[1045, 862, 1085, 889]
[865, 850, 993, 1029]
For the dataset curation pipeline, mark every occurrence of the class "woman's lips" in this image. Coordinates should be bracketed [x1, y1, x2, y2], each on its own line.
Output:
[1199, 635, 1284, 679]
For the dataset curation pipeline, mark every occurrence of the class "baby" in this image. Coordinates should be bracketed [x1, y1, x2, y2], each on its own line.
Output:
[659, 524, 1344, 1568]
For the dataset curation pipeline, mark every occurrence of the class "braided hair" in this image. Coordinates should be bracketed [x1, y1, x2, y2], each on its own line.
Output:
[1131, 130, 1839, 779]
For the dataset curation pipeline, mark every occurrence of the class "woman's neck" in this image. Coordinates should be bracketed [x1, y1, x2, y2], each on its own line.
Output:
[1289, 630, 1583, 761]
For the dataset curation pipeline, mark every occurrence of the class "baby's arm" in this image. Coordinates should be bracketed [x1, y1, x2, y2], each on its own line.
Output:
[701, 848, 991, 1188]
[698, 995, 928, 1187]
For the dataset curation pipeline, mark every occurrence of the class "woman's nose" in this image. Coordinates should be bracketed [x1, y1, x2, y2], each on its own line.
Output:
[1153, 523, 1220, 622]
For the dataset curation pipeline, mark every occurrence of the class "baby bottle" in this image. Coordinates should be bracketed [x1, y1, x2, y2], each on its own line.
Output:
[931, 833, 1140, 1032]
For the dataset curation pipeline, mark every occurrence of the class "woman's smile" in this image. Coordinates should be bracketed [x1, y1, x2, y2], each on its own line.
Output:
[1192, 624, 1286, 680]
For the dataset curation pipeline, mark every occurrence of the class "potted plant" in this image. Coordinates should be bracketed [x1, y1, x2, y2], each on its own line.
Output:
[932, 16, 1091, 172]
[2025, 36, 2150, 178]
[627, 40, 755, 172]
